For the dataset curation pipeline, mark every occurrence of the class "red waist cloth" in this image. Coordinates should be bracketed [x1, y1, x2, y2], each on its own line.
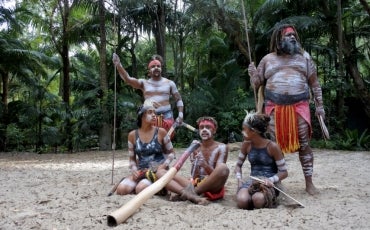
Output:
[204, 187, 225, 201]
[156, 117, 175, 139]
[265, 100, 311, 153]
[192, 177, 225, 201]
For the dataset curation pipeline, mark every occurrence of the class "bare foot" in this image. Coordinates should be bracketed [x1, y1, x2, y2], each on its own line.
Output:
[169, 193, 183, 202]
[181, 184, 209, 205]
[306, 182, 319, 195]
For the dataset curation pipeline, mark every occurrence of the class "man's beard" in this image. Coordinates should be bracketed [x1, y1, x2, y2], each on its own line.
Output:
[280, 39, 301, 55]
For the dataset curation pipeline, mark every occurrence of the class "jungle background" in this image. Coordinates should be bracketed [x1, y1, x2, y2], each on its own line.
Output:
[1, 0, 369, 153]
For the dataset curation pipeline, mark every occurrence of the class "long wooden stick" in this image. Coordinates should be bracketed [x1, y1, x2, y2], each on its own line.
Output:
[107, 141, 201, 226]
[240, 0, 252, 62]
[250, 176, 305, 208]
[240, 0, 260, 111]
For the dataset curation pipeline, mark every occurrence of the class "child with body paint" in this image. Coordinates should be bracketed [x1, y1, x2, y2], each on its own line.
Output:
[234, 111, 288, 209]
[156, 116, 230, 205]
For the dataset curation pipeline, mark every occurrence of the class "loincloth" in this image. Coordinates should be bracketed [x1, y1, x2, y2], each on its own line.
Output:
[192, 177, 225, 201]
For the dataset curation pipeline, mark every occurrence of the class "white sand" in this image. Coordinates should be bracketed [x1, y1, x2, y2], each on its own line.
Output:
[1, 146, 369, 229]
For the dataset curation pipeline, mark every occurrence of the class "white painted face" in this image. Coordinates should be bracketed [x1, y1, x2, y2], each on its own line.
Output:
[242, 125, 251, 140]
[198, 121, 216, 140]
[150, 66, 162, 76]
[144, 109, 156, 124]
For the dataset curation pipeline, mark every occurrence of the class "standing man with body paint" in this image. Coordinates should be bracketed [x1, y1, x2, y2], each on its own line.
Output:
[156, 117, 230, 204]
[248, 24, 325, 195]
[112, 53, 184, 134]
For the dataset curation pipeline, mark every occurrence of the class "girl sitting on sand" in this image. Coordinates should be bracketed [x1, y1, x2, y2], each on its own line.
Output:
[234, 111, 288, 209]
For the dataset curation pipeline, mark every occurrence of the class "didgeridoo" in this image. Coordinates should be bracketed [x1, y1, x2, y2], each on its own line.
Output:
[107, 140, 201, 226]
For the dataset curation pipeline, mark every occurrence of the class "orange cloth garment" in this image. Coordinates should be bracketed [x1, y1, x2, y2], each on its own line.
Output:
[265, 100, 312, 154]
[155, 115, 175, 139]
[274, 104, 300, 153]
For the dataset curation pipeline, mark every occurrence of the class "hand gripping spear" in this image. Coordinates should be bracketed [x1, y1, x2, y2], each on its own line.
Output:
[240, 0, 258, 109]
[240, 0, 264, 114]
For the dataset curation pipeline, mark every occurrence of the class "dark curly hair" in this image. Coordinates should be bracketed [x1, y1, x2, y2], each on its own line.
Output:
[136, 105, 145, 128]
[243, 112, 271, 138]
[196, 116, 218, 129]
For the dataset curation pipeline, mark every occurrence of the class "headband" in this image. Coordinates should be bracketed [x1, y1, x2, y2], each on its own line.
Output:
[198, 120, 216, 130]
[196, 116, 218, 129]
[282, 27, 295, 35]
[148, 60, 161, 69]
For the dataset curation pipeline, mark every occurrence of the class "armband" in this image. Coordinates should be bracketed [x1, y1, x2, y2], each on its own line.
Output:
[176, 100, 184, 107]
[268, 175, 279, 183]
[178, 112, 183, 119]
[236, 172, 242, 179]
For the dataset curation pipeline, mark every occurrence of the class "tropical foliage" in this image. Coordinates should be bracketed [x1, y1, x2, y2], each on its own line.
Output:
[0, 0, 369, 152]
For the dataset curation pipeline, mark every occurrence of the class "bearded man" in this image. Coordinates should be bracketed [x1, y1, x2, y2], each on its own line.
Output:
[248, 24, 325, 195]
[113, 53, 184, 133]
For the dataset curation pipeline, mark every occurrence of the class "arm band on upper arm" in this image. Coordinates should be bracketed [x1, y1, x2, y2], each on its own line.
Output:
[276, 158, 287, 172]
[236, 151, 246, 167]
[176, 100, 184, 107]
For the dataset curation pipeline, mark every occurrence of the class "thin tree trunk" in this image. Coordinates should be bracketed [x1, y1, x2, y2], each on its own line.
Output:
[98, 0, 112, 150]
[336, 0, 346, 127]
[61, 0, 72, 152]
[0, 71, 9, 151]
[153, 0, 166, 68]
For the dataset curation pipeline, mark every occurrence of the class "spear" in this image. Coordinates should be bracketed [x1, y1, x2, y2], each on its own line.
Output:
[240, 0, 260, 112]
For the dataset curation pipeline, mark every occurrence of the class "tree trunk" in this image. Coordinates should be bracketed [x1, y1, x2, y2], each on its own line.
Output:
[61, 0, 72, 152]
[335, 0, 346, 128]
[153, 0, 166, 67]
[98, 0, 112, 150]
[0, 71, 9, 151]
[345, 55, 370, 118]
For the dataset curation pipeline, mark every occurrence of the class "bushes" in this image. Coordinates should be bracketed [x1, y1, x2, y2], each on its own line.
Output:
[311, 129, 370, 151]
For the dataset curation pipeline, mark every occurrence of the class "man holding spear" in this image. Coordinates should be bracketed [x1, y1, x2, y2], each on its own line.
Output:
[112, 53, 184, 136]
[248, 24, 326, 195]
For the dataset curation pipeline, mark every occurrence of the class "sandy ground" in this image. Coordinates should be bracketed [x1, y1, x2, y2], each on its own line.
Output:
[1, 145, 369, 230]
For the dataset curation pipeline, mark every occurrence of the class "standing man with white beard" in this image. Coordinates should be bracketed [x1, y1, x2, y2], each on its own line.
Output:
[248, 24, 326, 195]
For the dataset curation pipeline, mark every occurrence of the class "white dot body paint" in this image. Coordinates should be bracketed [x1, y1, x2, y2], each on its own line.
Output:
[145, 114, 153, 123]
[199, 127, 213, 140]
[150, 67, 161, 75]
